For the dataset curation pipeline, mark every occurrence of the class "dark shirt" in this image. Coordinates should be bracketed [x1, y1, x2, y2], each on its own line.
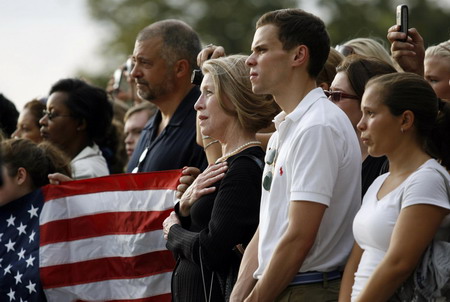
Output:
[126, 87, 206, 173]
[362, 155, 389, 198]
[167, 147, 264, 302]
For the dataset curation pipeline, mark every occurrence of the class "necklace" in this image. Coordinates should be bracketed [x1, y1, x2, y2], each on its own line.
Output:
[215, 141, 261, 163]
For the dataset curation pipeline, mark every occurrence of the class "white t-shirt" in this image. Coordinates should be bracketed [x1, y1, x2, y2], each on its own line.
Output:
[254, 88, 361, 278]
[71, 143, 109, 180]
[351, 159, 450, 300]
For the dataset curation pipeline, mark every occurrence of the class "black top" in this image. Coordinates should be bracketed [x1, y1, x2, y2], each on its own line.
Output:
[166, 147, 264, 302]
[362, 155, 389, 198]
[126, 87, 207, 173]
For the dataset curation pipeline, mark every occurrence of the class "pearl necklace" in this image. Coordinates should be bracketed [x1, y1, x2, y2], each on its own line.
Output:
[215, 141, 261, 163]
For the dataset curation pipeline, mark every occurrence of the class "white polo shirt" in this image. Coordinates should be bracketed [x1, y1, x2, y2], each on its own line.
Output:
[254, 88, 361, 278]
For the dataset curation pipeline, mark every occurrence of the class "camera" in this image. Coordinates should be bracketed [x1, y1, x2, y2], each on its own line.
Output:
[396, 4, 409, 42]
[191, 69, 203, 86]
[112, 68, 124, 91]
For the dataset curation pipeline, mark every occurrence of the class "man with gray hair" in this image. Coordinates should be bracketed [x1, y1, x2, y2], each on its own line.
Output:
[127, 19, 206, 173]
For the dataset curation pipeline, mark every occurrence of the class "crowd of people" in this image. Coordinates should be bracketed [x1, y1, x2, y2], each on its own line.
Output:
[0, 6, 450, 302]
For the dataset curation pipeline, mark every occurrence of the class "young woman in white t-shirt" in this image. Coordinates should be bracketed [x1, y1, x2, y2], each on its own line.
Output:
[339, 72, 450, 302]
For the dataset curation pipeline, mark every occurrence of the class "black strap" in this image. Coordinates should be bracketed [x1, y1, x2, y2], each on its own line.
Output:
[229, 154, 264, 172]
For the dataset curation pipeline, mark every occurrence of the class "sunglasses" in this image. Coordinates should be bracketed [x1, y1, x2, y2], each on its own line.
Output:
[335, 44, 355, 57]
[263, 148, 277, 191]
[324, 90, 359, 103]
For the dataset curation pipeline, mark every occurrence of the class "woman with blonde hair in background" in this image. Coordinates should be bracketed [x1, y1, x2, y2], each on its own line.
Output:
[12, 99, 45, 143]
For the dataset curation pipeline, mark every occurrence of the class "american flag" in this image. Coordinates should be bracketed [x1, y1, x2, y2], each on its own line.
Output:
[1, 170, 181, 302]
[0, 189, 46, 302]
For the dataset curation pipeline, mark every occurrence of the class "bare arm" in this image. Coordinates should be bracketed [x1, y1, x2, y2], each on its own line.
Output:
[387, 25, 425, 76]
[356, 204, 448, 302]
[197, 45, 226, 67]
[230, 227, 260, 302]
[244, 201, 327, 302]
[339, 242, 364, 302]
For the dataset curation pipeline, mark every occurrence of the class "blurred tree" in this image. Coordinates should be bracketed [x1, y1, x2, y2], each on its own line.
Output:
[82, 0, 296, 88]
[318, 0, 450, 47]
[82, 0, 449, 88]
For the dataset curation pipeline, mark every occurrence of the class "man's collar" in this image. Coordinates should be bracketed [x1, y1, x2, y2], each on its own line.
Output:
[143, 86, 200, 129]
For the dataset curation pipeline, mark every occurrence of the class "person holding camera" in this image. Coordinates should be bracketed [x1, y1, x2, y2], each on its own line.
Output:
[126, 19, 206, 173]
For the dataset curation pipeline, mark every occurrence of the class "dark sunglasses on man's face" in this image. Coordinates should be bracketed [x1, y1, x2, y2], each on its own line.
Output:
[324, 90, 359, 103]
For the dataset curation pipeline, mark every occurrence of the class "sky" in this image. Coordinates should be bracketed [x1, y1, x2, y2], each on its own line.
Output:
[0, 0, 105, 111]
[0, 0, 328, 113]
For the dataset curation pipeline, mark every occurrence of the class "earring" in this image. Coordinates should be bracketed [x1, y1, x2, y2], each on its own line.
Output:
[400, 128, 404, 133]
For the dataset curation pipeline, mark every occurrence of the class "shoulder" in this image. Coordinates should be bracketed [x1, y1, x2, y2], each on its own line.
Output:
[226, 147, 265, 176]
[401, 159, 450, 209]
[407, 159, 449, 187]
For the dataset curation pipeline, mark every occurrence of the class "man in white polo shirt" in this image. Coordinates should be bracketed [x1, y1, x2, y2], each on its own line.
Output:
[230, 9, 361, 301]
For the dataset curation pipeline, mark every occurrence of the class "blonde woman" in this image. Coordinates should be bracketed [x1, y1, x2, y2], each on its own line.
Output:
[163, 55, 278, 301]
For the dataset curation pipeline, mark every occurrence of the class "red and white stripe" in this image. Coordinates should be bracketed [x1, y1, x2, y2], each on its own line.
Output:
[39, 171, 181, 302]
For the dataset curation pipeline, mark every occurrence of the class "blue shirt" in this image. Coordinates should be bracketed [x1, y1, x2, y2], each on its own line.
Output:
[126, 87, 207, 173]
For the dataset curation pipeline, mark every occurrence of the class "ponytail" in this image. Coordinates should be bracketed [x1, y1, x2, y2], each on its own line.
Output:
[428, 99, 450, 169]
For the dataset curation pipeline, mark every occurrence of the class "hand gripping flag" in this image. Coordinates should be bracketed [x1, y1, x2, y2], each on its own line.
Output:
[1, 170, 181, 302]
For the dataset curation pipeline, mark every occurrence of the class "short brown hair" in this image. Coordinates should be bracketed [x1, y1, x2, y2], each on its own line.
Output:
[256, 9, 330, 77]
[316, 47, 344, 88]
[137, 19, 201, 71]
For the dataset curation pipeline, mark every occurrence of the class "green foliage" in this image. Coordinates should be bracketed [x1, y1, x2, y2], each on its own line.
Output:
[318, 0, 450, 47]
[83, 0, 296, 88]
[81, 0, 450, 88]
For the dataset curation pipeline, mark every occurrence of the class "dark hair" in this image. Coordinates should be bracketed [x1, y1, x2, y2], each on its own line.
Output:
[23, 99, 46, 128]
[336, 55, 397, 100]
[316, 47, 344, 88]
[0, 93, 19, 137]
[367, 72, 450, 169]
[1, 139, 71, 188]
[256, 9, 330, 78]
[49, 78, 113, 142]
[137, 19, 201, 71]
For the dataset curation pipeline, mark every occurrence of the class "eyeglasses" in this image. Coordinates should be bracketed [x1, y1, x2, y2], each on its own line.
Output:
[324, 90, 359, 103]
[131, 147, 149, 173]
[263, 148, 277, 191]
[335, 44, 355, 57]
[42, 110, 73, 121]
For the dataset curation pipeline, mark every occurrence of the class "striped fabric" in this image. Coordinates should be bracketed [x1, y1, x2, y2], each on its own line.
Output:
[39, 171, 181, 302]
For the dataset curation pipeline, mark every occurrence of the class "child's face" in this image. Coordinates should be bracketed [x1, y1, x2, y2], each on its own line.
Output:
[0, 166, 22, 207]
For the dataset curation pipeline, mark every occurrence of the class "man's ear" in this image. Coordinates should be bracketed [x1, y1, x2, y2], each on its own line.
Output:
[16, 167, 28, 186]
[174, 59, 190, 78]
[292, 45, 309, 67]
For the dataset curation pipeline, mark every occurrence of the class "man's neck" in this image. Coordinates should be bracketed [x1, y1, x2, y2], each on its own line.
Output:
[273, 75, 317, 114]
[154, 83, 195, 136]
